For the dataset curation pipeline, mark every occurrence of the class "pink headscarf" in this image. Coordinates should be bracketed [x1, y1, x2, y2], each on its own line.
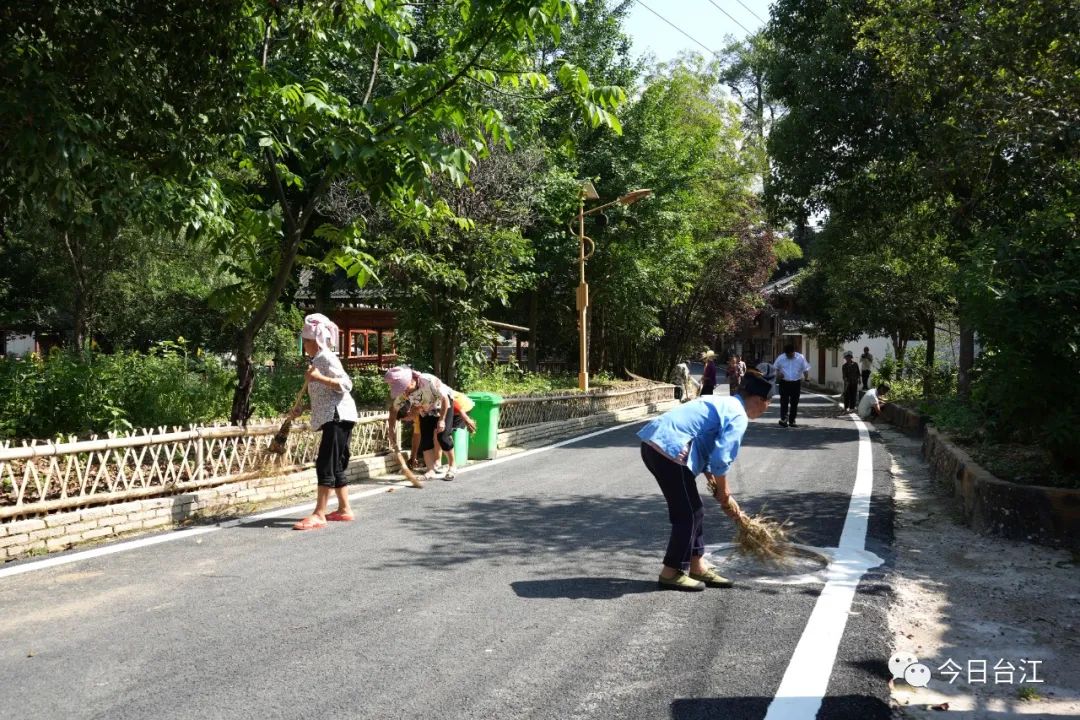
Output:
[383, 366, 415, 399]
[301, 313, 339, 352]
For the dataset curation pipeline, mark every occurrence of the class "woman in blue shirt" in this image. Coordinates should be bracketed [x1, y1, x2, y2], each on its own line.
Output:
[637, 371, 774, 591]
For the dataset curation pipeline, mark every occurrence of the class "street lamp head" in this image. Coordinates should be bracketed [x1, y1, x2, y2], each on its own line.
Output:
[617, 188, 652, 206]
[580, 180, 599, 201]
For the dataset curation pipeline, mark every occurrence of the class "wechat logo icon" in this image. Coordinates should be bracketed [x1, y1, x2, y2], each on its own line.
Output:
[889, 653, 932, 687]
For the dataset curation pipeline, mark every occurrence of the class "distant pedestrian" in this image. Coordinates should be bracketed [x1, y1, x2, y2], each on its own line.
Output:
[841, 351, 861, 413]
[669, 361, 701, 403]
[289, 313, 359, 531]
[700, 349, 718, 396]
[773, 343, 811, 427]
[726, 354, 745, 396]
[859, 347, 874, 391]
[637, 371, 775, 591]
[858, 382, 890, 421]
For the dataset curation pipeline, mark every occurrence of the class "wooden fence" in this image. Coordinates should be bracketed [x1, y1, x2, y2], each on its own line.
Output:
[1, 383, 673, 519]
[0, 416, 392, 520]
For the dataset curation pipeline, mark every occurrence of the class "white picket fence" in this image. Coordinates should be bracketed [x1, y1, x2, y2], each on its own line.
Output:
[0, 384, 674, 520]
[0, 415, 392, 519]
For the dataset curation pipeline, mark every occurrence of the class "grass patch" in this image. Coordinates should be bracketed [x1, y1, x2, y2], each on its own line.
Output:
[465, 365, 626, 397]
[1016, 686, 1042, 701]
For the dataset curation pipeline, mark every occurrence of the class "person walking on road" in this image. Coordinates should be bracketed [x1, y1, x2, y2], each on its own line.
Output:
[841, 351, 861, 413]
[289, 313, 359, 531]
[700, 349, 718, 396]
[859, 346, 874, 391]
[670, 361, 700, 403]
[774, 343, 811, 427]
[637, 370, 775, 591]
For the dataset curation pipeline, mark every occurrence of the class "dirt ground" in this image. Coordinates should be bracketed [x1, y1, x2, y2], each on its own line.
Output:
[879, 424, 1080, 718]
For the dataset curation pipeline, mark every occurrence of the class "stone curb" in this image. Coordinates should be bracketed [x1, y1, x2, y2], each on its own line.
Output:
[922, 427, 1080, 551]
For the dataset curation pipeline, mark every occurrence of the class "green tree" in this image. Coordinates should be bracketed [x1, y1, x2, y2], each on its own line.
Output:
[764, 0, 1079, 468]
[209, 0, 625, 422]
[0, 2, 251, 347]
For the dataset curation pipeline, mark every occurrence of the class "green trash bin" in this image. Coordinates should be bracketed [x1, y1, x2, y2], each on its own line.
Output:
[466, 391, 504, 460]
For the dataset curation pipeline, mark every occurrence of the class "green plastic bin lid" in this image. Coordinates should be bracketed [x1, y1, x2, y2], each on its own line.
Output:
[466, 391, 504, 406]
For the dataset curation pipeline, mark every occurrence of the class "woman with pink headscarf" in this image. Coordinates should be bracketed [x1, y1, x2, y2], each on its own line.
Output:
[288, 313, 359, 530]
[384, 366, 464, 481]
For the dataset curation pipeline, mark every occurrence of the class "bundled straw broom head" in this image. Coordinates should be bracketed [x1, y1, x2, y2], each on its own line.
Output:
[707, 476, 795, 563]
[733, 511, 794, 564]
[266, 417, 293, 455]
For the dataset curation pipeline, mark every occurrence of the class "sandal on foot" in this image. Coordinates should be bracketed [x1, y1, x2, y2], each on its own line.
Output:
[325, 510, 354, 522]
[689, 568, 734, 588]
[293, 515, 327, 531]
[657, 573, 705, 592]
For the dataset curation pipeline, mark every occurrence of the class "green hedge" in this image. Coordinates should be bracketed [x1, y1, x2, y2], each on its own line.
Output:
[0, 348, 388, 440]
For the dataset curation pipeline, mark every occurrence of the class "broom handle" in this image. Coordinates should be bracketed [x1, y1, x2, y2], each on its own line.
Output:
[290, 379, 309, 416]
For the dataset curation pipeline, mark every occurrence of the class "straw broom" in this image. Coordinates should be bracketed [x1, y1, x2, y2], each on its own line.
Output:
[390, 444, 423, 489]
[707, 477, 794, 563]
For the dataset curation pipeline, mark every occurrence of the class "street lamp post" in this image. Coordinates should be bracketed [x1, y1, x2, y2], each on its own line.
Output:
[571, 182, 652, 391]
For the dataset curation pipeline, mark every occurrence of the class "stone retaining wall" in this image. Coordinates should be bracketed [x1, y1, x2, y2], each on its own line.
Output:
[879, 402, 927, 432]
[922, 428, 1080, 551]
[498, 398, 677, 449]
[0, 453, 398, 561]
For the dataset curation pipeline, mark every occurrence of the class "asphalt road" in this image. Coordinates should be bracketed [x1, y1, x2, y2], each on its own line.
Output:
[0, 392, 895, 720]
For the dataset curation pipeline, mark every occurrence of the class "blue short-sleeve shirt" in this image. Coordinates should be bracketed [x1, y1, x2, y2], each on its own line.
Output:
[637, 395, 749, 477]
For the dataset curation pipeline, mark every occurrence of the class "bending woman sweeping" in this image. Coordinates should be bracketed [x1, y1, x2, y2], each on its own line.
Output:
[637, 370, 774, 591]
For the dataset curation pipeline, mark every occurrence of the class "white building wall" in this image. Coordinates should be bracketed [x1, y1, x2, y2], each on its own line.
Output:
[3, 333, 36, 357]
[803, 334, 924, 392]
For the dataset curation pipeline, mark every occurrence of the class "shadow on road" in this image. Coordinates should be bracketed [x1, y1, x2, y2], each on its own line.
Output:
[377, 494, 665, 570]
[670, 695, 892, 719]
[511, 576, 658, 600]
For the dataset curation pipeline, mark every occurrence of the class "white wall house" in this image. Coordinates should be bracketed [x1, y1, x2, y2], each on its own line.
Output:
[802, 334, 920, 392]
[1, 332, 37, 358]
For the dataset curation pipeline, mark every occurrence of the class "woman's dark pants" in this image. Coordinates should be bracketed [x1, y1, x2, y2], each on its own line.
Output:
[843, 382, 859, 411]
[640, 443, 703, 573]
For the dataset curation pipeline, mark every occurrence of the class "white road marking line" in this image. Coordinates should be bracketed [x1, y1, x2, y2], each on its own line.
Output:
[763, 394, 884, 720]
[0, 418, 648, 580]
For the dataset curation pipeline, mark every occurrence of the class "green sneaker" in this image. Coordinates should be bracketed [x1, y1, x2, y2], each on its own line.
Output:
[658, 573, 706, 592]
[689, 568, 734, 588]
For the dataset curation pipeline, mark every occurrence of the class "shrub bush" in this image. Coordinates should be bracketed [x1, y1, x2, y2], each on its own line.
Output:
[0, 344, 233, 439]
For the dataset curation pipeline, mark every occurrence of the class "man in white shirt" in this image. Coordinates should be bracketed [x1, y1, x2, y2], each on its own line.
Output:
[858, 382, 890, 420]
[773, 343, 811, 427]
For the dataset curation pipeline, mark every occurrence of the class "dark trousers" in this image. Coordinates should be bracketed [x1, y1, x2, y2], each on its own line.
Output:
[843, 382, 859, 411]
[640, 443, 703, 572]
[316, 420, 354, 487]
[861, 369, 871, 391]
[419, 405, 459, 452]
[779, 380, 802, 422]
